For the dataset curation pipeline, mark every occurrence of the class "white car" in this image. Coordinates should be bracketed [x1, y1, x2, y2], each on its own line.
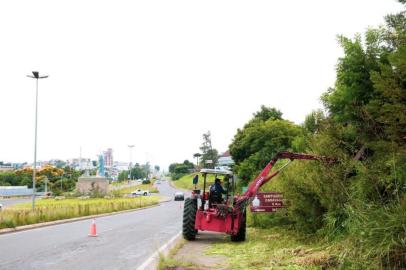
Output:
[0, 203, 3, 210]
[131, 189, 150, 196]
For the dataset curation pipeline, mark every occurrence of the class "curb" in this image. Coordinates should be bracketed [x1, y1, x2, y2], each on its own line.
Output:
[137, 231, 182, 270]
[0, 201, 165, 235]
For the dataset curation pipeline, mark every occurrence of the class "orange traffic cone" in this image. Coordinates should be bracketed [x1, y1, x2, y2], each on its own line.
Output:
[88, 219, 97, 237]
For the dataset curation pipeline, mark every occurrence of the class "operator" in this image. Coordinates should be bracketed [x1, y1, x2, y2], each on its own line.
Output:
[210, 178, 226, 195]
[209, 178, 226, 205]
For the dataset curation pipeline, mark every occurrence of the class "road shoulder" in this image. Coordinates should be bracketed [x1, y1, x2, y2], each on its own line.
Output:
[159, 231, 229, 270]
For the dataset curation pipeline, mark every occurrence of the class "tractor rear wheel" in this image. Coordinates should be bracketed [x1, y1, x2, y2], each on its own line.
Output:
[231, 210, 246, 242]
[182, 198, 197, 240]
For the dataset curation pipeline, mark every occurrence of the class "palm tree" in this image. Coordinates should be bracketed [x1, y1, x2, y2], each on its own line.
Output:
[193, 153, 202, 169]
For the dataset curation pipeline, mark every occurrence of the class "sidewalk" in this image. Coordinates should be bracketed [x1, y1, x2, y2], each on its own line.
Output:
[161, 232, 230, 270]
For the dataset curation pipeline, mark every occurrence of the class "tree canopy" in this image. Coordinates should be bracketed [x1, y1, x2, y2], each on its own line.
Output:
[228, 3, 406, 267]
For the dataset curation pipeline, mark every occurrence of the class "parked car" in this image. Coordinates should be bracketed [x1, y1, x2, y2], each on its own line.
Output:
[0, 202, 3, 210]
[131, 189, 150, 196]
[174, 191, 184, 201]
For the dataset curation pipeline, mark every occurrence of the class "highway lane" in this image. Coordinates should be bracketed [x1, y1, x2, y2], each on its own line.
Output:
[0, 180, 184, 270]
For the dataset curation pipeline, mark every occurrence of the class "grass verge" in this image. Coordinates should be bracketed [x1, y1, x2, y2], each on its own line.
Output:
[111, 184, 158, 196]
[157, 240, 199, 270]
[0, 196, 159, 229]
[171, 173, 217, 190]
[207, 227, 337, 270]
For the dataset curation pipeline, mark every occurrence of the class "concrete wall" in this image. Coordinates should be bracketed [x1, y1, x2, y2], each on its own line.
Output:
[76, 176, 109, 194]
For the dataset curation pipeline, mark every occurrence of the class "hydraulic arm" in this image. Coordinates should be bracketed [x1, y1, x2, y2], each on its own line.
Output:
[236, 151, 335, 205]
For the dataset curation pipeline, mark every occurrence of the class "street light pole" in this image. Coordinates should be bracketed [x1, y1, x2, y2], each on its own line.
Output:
[128, 145, 134, 180]
[27, 71, 48, 209]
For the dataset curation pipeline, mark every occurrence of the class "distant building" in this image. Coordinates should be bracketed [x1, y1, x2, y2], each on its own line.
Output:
[0, 165, 14, 172]
[24, 161, 47, 170]
[114, 161, 130, 172]
[218, 151, 235, 167]
[68, 158, 93, 170]
[103, 148, 113, 168]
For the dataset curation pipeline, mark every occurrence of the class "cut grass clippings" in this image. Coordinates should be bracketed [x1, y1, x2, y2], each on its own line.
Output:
[207, 227, 337, 270]
[0, 196, 159, 229]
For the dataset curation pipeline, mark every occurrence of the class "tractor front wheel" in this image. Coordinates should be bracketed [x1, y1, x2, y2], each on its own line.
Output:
[182, 198, 197, 240]
[231, 210, 246, 242]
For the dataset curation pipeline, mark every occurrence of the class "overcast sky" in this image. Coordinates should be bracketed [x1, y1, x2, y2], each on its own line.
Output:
[0, 0, 403, 170]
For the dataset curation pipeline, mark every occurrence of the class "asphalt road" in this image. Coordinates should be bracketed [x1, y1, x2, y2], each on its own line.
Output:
[0, 180, 184, 270]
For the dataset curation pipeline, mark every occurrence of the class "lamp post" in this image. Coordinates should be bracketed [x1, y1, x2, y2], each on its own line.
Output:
[27, 71, 48, 209]
[128, 145, 134, 180]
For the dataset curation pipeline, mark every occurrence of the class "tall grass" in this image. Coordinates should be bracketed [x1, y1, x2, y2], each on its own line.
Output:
[0, 197, 159, 229]
[339, 198, 406, 269]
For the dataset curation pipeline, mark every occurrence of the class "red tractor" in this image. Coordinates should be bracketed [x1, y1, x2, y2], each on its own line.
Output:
[182, 151, 334, 241]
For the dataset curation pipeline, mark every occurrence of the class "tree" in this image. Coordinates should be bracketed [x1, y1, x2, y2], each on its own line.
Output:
[142, 162, 151, 179]
[154, 165, 160, 172]
[320, 30, 390, 142]
[199, 131, 218, 168]
[252, 105, 282, 122]
[168, 163, 177, 174]
[193, 153, 202, 167]
[229, 117, 302, 184]
[303, 109, 325, 134]
[54, 160, 66, 168]
[168, 160, 195, 180]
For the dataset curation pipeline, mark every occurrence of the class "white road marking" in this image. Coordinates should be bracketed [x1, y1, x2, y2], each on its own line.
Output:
[137, 231, 182, 270]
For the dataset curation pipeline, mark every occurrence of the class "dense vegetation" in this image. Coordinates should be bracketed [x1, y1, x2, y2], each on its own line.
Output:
[117, 162, 150, 181]
[0, 166, 80, 195]
[229, 4, 406, 269]
[168, 160, 195, 180]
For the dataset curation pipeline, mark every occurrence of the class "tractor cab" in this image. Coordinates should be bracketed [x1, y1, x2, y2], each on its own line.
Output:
[194, 168, 235, 211]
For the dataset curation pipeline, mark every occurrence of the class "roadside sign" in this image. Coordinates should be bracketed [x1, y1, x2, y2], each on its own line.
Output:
[192, 175, 199, 184]
[250, 192, 284, 213]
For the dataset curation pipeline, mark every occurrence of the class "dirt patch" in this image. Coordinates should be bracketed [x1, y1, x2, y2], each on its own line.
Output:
[172, 232, 230, 270]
